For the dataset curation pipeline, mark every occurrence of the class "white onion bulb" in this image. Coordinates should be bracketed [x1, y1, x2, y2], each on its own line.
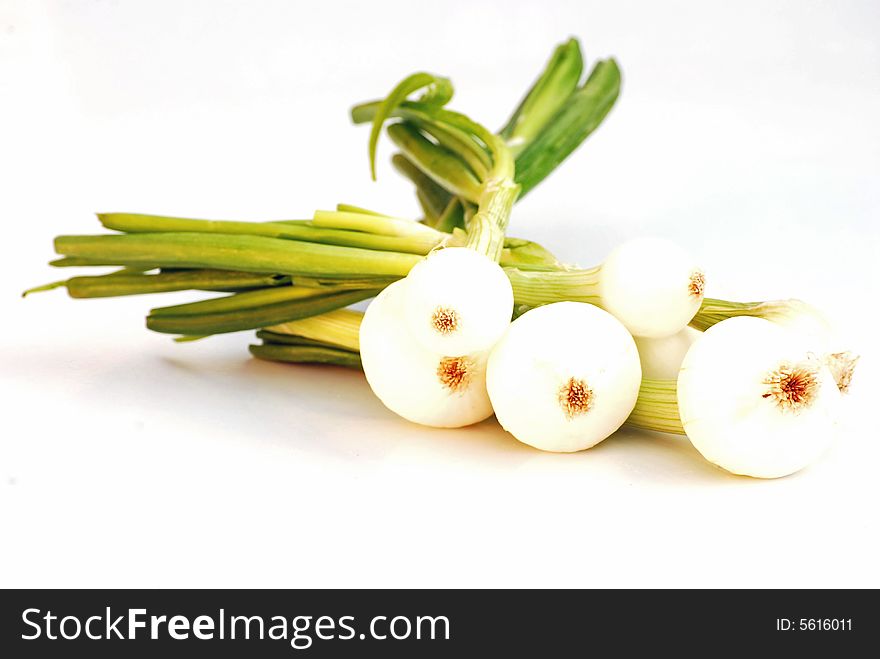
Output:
[402, 247, 513, 356]
[599, 237, 704, 338]
[677, 316, 841, 478]
[359, 280, 494, 428]
[486, 302, 642, 452]
[634, 327, 701, 380]
[760, 300, 859, 394]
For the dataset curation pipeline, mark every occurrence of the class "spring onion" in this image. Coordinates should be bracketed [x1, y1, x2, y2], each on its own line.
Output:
[692, 297, 859, 393]
[22, 37, 856, 480]
[677, 317, 841, 478]
[486, 302, 641, 452]
[402, 247, 514, 356]
[350, 67, 524, 423]
[360, 281, 493, 428]
[599, 237, 705, 337]
[504, 236, 705, 339]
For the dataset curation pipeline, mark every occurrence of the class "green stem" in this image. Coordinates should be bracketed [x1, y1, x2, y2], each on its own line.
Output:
[147, 288, 378, 336]
[505, 266, 602, 307]
[429, 107, 514, 183]
[266, 308, 362, 352]
[99, 212, 442, 255]
[434, 197, 467, 233]
[412, 119, 491, 180]
[690, 298, 766, 330]
[310, 209, 441, 238]
[499, 238, 561, 270]
[149, 285, 335, 317]
[22, 280, 67, 296]
[255, 330, 339, 349]
[55, 233, 422, 279]
[50, 257, 161, 269]
[690, 298, 818, 332]
[333, 203, 385, 216]
[289, 275, 399, 290]
[625, 379, 684, 435]
[355, 69, 519, 263]
[366, 71, 454, 180]
[464, 179, 520, 261]
[353, 46, 620, 201]
[387, 123, 483, 203]
[26, 270, 289, 299]
[500, 37, 584, 155]
[249, 343, 362, 369]
[390, 154, 454, 224]
[514, 58, 621, 197]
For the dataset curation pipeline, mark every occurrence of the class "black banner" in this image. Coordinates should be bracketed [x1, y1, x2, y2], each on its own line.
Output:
[0, 589, 874, 656]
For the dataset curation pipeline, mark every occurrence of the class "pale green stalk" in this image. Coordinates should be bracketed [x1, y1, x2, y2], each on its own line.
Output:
[626, 379, 684, 434]
[23, 269, 289, 299]
[386, 122, 483, 203]
[413, 120, 491, 180]
[267, 308, 362, 352]
[691, 298, 818, 331]
[99, 212, 443, 255]
[49, 257, 161, 269]
[146, 287, 378, 336]
[249, 343, 362, 369]
[255, 331, 337, 349]
[390, 153, 454, 224]
[311, 209, 442, 238]
[54, 233, 422, 279]
[433, 198, 467, 233]
[333, 203, 385, 216]
[149, 285, 331, 317]
[505, 266, 602, 308]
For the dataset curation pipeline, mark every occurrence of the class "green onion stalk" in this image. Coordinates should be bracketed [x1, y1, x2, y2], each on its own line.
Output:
[626, 379, 685, 435]
[689, 297, 829, 332]
[29, 39, 622, 343]
[362, 70, 521, 261]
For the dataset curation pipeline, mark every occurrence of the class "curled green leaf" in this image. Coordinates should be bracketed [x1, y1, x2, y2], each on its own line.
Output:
[368, 72, 453, 180]
[500, 37, 584, 153]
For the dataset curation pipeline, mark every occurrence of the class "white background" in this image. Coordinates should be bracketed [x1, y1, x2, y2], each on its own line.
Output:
[1, 0, 878, 587]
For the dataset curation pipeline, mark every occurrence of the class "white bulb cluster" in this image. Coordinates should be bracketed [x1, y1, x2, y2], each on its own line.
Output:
[359, 238, 851, 478]
[361, 246, 646, 451]
[360, 247, 512, 429]
[360, 280, 495, 428]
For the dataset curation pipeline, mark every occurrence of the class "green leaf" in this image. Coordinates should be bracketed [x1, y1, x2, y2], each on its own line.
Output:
[433, 197, 467, 233]
[147, 288, 378, 336]
[368, 72, 453, 180]
[390, 154, 453, 225]
[249, 344, 362, 369]
[54, 232, 422, 279]
[386, 123, 483, 203]
[515, 58, 621, 197]
[500, 38, 584, 153]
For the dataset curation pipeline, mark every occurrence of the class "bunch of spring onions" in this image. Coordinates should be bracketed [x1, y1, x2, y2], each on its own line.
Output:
[27, 38, 859, 479]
